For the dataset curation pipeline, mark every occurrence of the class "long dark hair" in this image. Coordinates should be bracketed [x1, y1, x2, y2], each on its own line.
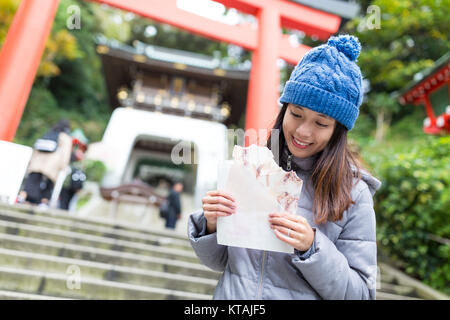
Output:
[267, 103, 363, 225]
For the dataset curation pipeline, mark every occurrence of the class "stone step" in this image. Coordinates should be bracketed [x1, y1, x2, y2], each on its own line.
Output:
[0, 247, 217, 295]
[0, 202, 189, 240]
[377, 282, 417, 297]
[380, 271, 397, 284]
[0, 203, 188, 241]
[0, 233, 425, 300]
[0, 289, 73, 300]
[0, 219, 198, 263]
[378, 262, 449, 300]
[0, 233, 220, 280]
[0, 266, 212, 300]
[375, 291, 422, 300]
[0, 208, 192, 251]
[2, 203, 442, 301]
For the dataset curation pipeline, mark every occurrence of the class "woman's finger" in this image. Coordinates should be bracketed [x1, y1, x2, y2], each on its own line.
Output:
[203, 195, 236, 208]
[205, 210, 232, 217]
[269, 212, 303, 222]
[203, 203, 235, 215]
[269, 212, 309, 228]
[271, 225, 297, 239]
[273, 229, 297, 247]
[206, 190, 235, 202]
[268, 216, 300, 232]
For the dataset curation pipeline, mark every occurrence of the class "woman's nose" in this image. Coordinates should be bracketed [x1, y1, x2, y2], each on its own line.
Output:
[295, 123, 313, 138]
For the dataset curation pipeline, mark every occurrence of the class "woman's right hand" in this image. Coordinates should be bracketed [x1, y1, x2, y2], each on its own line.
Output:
[202, 190, 236, 234]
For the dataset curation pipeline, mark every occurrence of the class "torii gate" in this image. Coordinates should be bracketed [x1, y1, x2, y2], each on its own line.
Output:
[0, 0, 340, 145]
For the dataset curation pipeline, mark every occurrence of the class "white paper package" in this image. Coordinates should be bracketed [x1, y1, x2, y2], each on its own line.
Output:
[216, 144, 303, 253]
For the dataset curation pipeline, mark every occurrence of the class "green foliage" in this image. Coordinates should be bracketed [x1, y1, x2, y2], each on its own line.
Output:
[76, 159, 107, 183]
[347, 0, 450, 93]
[0, 0, 20, 47]
[0, 0, 82, 78]
[14, 83, 108, 147]
[92, 6, 131, 43]
[344, 0, 450, 137]
[37, 29, 82, 78]
[384, 105, 427, 141]
[14, 85, 61, 146]
[48, 0, 109, 115]
[128, 19, 229, 58]
[372, 136, 450, 293]
[348, 112, 376, 143]
[363, 92, 401, 123]
[12, 0, 110, 146]
[76, 191, 92, 210]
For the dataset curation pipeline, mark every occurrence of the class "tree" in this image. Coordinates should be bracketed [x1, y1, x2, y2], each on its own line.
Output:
[37, 29, 82, 78]
[366, 92, 400, 141]
[0, 0, 20, 47]
[5, 0, 114, 146]
[0, 0, 82, 78]
[344, 0, 450, 141]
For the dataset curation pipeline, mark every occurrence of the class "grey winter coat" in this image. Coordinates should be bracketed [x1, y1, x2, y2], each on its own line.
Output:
[188, 149, 382, 300]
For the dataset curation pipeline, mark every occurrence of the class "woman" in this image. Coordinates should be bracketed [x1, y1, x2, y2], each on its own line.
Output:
[188, 35, 382, 299]
[23, 120, 73, 205]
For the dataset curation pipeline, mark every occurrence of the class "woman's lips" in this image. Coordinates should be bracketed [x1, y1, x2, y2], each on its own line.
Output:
[292, 136, 313, 149]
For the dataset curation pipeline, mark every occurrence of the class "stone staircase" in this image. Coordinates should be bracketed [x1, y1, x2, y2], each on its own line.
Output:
[0, 203, 446, 300]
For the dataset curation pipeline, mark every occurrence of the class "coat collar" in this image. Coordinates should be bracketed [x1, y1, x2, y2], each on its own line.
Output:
[279, 145, 382, 195]
[281, 145, 320, 172]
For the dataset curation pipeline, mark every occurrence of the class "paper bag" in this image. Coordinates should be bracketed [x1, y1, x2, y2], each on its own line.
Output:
[216, 145, 303, 253]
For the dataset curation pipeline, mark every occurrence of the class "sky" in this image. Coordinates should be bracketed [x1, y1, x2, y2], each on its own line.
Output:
[176, 0, 301, 49]
[176, 0, 252, 26]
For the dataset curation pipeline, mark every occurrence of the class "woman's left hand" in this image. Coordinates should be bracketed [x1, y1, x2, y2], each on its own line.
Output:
[268, 212, 315, 252]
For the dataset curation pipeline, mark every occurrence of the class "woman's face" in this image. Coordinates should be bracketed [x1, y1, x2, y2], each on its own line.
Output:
[282, 103, 336, 158]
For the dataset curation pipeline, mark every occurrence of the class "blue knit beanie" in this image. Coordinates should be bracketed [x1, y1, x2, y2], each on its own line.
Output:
[279, 34, 363, 131]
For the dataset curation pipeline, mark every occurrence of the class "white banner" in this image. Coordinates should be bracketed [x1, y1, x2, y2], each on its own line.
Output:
[0, 140, 33, 205]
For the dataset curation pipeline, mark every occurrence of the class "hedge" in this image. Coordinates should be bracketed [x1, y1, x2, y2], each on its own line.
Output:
[373, 136, 450, 294]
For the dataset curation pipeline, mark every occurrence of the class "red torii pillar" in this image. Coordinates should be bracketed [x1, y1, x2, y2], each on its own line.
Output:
[0, 0, 340, 146]
[0, 0, 60, 142]
[246, 7, 280, 146]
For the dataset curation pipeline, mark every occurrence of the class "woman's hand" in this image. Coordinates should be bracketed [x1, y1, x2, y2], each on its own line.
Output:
[268, 212, 315, 252]
[202, 190, 236, 234]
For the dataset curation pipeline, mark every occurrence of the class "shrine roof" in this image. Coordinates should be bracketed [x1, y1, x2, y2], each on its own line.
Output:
[95, 35, 251, 78]
[396, 51, 450, 105]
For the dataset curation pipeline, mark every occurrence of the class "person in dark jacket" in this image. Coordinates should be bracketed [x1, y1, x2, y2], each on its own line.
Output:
[59, 167, 86, 210]
[165, 182, 183, 229]
[188, 35, 382, 299]
[23, 120, 72, 205]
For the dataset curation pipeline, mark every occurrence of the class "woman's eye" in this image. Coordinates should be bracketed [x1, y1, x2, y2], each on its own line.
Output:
[290, 111, 328, 127]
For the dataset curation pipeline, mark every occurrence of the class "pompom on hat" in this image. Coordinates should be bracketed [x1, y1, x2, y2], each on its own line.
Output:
[279, 34, 363, 131]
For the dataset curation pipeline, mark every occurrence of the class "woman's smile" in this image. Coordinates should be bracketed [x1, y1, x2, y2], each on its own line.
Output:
[292, 136, 313, 149]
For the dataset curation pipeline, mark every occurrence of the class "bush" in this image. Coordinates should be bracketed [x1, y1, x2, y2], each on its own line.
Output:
[373, 136, 450, 294]
[77, 159, 107, 183]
